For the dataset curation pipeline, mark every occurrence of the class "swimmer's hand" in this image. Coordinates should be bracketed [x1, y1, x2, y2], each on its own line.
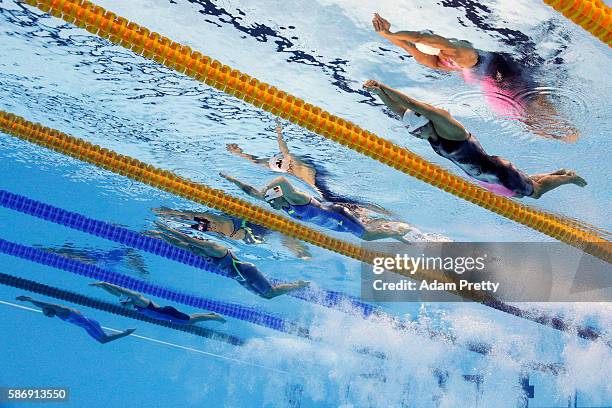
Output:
[363, 80, 383, 94]
[372, 13, 391, 34]
[16, 295, 31, 302]
[88, 281, 108, 288]
[226, 143, 243, 154]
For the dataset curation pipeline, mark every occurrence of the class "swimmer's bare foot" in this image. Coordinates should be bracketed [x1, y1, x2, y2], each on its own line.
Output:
[294, 280, 310, 289]
[208, 313, 226, 323]
[570, 173, 587, 187]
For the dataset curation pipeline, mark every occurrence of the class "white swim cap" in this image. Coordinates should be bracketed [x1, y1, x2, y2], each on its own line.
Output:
[415, 43, 440, 56]
[264, 185, 284, 202]
[402, 109, 430, 133]
[268, 154, 290, 172]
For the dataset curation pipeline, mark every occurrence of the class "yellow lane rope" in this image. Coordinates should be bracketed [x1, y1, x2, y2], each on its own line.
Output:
[0, 110, 464, 294]
[2, 111, 607, 341]
[543, 0, 612, 46]
[18, 0, 612, 264]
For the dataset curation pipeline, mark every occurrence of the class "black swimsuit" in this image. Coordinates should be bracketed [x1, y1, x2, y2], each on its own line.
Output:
[217, 250, 273, 297]
[429, 134, 534, 197]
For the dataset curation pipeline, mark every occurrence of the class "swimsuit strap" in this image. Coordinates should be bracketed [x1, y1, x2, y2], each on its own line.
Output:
[226, 251, 247, 282]
[240, 219, 264, 244]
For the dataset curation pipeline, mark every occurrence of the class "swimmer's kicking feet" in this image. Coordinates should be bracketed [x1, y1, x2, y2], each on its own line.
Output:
[16, 295, 135, 344]
[89, 282, 226, 324]
[146, 221, 310, 299]
[363, 80, 587, 199]
[220, 173, 426, 242]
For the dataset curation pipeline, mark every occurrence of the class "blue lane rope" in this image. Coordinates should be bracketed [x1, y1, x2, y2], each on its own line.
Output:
[0, 271, 244, 345]
[0, 189, 375, 317]
[0, 238, 309, 337]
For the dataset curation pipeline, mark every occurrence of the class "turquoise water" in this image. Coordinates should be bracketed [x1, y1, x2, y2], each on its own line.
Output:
[0, 0, 610, 407]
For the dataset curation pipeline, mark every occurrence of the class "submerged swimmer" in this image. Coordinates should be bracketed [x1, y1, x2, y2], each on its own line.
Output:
[16, 295, 135, 344]
[220, 173, 425, 242]
[227, 118, 390, 215]
[147, 221, 310, 299]
[372, 13, 579, 142]
[363, 80, 586, 199]
[89, 282, 226, 324]
[152, 207, 311, 259]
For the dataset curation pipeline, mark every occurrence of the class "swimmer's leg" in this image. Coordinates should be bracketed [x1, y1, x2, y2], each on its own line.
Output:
[265, 281, 311, 299]
[189, 313, 226, 324]
[529, 170, 587, 199]
[281, 235, 312, 260]
[83, 317, 135, 344]
[361, 219, 416, 242]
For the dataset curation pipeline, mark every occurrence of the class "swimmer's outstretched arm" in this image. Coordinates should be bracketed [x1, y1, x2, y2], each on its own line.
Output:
[16, 296, 71, 316]
[275, 118, 291, 156]
[226, 143, 268, 167]
[372, 13, 453, 71]
[364, 80, 468, 140]
[89, 282, 150, 308]
[153, 221, 228, 258]
[220, 172, 265, 200]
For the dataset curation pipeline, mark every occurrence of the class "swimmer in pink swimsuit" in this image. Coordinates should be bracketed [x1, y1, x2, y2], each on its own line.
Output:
[363, 80, 587, 199]
[371, 13, 580, 143]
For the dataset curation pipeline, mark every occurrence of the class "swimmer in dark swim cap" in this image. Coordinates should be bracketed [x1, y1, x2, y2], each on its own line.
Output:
[146, 221, 310, 299]
[151, 207, 311, 259]
[219, 173, 441, 243]
[89, 282, 226, 324]
[371, 13, 579, 143]
[364, 79, 586, 199]
[16, 295, 135, 344]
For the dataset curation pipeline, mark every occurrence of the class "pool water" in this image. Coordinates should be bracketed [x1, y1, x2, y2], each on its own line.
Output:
[0, 0, 610, 407]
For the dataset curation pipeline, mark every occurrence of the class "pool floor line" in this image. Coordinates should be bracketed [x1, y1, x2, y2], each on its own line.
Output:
[0, 299, 289, 374]
[0, 240, 310, 337]
[0, 188, 546, 361]
[0, 189, 376, 319]
[0, 271, 244, 345]
[0, 117, 605, 349]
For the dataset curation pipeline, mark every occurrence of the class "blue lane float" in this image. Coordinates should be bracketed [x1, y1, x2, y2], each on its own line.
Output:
[0, 189, 374, 317]
[0, 238, 309, 337]
[0, 271, 244, 345]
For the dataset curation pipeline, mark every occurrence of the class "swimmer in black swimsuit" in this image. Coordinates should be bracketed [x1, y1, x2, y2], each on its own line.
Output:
[147, 221, 310, 299]
[16, 296, 135, 344]
[151, 207, 312, 259]
[89, 282, 226, 324]
[364, 80, 587, 199]
[371, 14, 580, 143]
[219, 173, 439, 242]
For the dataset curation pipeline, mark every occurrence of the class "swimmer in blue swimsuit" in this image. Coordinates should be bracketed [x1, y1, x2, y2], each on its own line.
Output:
[16, 295, 135, 344]
[364, 80, 587, 199]
[372, 14, 580, 143]
[89, 282, 226, 324]
[219, 173, 428, 243]
[147, 221, 310, 299]
[152, 207, 311, 259]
